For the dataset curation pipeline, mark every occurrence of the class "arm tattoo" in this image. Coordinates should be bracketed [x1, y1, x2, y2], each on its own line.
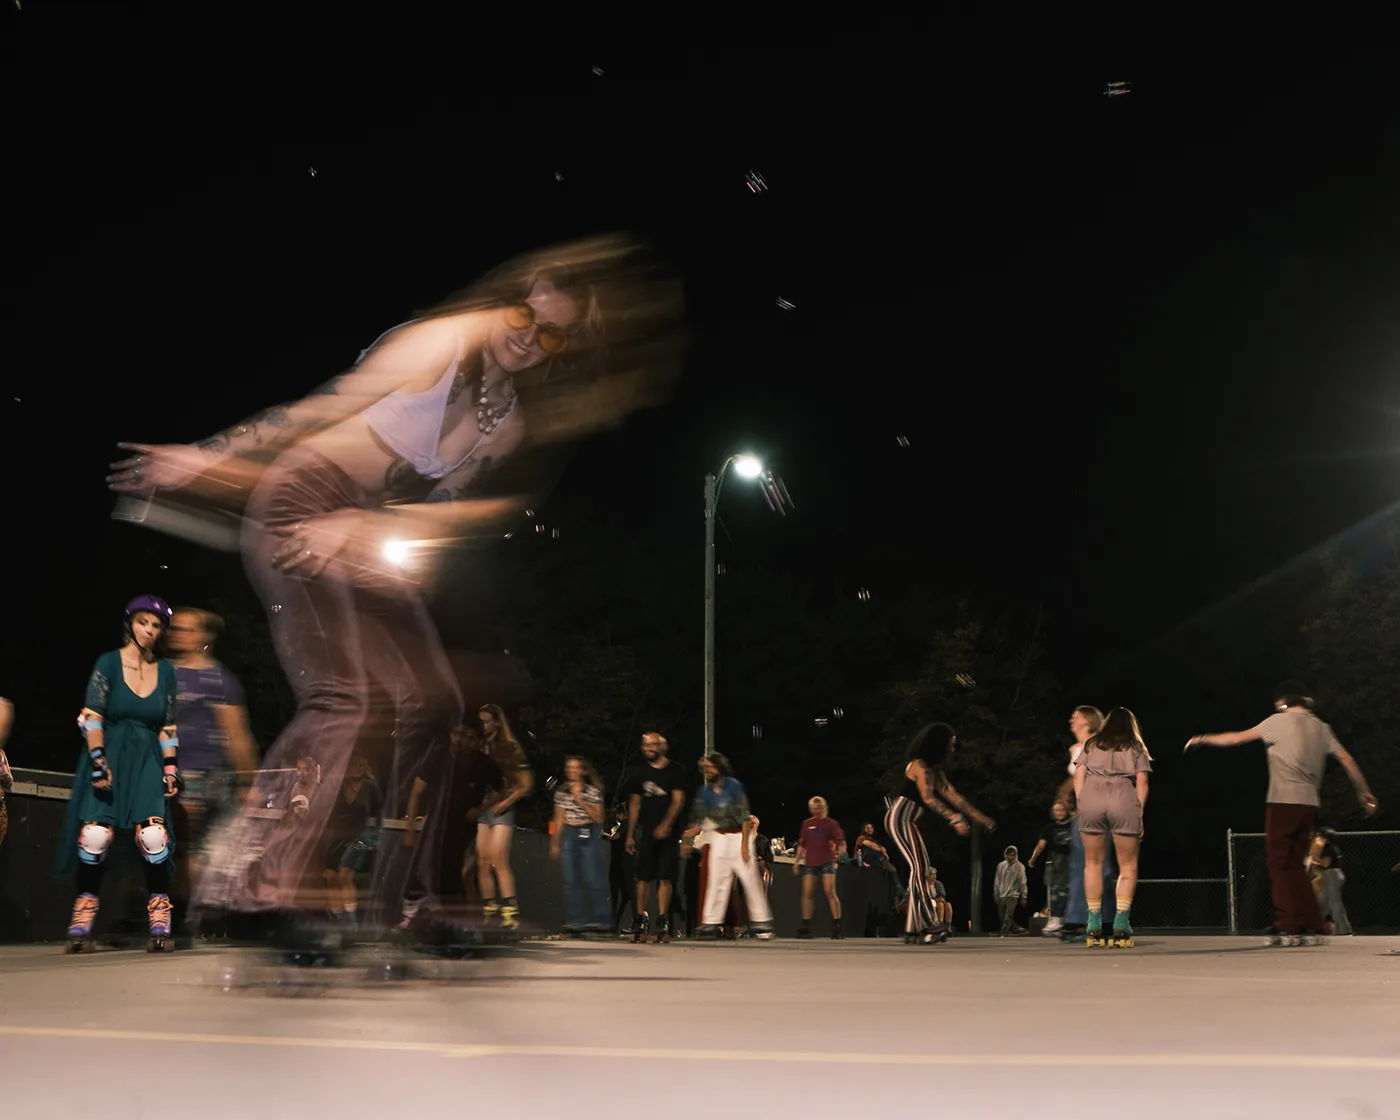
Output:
[202, 403, 296, 457]
[196, 435, 229, 460]
[452, 455, 493, 499]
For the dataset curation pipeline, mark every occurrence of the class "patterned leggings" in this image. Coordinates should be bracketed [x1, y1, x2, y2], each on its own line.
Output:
[885, 796, 935, 933]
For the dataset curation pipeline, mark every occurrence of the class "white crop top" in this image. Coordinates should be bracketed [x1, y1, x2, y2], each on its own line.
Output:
[359, 321, 483, 480]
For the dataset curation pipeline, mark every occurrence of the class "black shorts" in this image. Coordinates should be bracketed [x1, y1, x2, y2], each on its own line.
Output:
[635, 833, 679, 884]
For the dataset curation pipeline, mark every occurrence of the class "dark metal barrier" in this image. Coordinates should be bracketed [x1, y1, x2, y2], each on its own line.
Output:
[1, 773, 895, 943]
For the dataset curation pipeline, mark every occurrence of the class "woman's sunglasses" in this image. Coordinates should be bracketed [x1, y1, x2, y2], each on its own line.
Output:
[503, 303, 574, 355]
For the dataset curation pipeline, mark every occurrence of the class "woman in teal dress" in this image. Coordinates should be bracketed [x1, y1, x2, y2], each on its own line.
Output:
[61, 595, 181, 952]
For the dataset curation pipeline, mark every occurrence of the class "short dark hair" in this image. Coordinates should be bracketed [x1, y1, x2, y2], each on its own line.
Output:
[1275, 681, 1314, 710]
[174, 606, 224, 641]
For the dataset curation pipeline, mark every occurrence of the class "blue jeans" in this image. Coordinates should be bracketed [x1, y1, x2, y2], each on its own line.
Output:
[561, 824, 611, 930]
[1065, 817, 1116, 925]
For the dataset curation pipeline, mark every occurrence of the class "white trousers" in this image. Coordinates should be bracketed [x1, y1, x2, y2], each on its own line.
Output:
[702, 831, 772, 926]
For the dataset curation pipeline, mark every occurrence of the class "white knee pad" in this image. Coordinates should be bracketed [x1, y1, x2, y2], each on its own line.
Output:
[78, 823, 114, 865]
[136, 818, 171, 864]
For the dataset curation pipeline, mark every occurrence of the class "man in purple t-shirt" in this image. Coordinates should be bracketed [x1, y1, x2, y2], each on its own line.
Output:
[795, 795, 846, 940]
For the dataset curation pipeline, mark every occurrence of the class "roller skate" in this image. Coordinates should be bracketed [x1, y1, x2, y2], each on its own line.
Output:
[481, 899, 501, 928]
[1108, 911, 1134, 948]
[1085, 913, 1107, 948]
[66, 893, 99, 954]
[499, 899, 520, 933]
[655, 916, 671, 944]
[749, 921, 775, 941]
[830, 918, 846, 940]
[1266, 929, 1327, 948]
[146, 893, 175, 953]
[796, 923, 813, 940]
[630, 912, 651, 944]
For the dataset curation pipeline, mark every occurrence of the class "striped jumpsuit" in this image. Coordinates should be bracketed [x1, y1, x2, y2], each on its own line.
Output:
[884, 770, 938, 935]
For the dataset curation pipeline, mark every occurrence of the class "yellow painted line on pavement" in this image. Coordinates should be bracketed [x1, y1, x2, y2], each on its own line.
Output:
[1, 1025, 1398, 1071]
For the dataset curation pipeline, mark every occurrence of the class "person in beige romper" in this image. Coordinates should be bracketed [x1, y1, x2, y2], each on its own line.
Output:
[1072, 708, 1152, 942]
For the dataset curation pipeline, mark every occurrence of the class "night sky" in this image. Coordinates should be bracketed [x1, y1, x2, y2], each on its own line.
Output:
[6, 23, 1400, 879]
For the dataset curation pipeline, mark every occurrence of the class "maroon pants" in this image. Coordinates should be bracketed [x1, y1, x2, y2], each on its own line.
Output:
[1265, 803, 1325, 934]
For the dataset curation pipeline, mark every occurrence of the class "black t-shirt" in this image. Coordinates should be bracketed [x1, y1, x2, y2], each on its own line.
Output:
[1041, 820, 1073, 854]
[626, 759, 688, 836]
[1320, 839, 1343, 870]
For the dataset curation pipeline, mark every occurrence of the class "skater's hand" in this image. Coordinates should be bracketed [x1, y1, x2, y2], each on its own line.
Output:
[108, 442, 207, 493]
[164, 772, 179, 798]
[270, 512, 358, 579]
[1027, 857, 1037, 869]
[1359, 792, 1379, 816]
[978, 814, 997, 833]
[92, 768, 112, 793]
[741, 844, 750, 864]
[792, 861, 801, 876]
[1183, 735, 1204, 753]
[625, 834, 636, 855]
[951, 818, 970, 836]
[651, 823, 670, 840]
[550, 839, 560, 860]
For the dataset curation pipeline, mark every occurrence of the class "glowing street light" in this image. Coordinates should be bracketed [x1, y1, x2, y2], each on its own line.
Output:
[733, 454, 763, 480]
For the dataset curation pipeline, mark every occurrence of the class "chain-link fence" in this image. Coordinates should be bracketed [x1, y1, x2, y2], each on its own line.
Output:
[1129, 878, 1230, 931]
[1227, 829, 1400, 934]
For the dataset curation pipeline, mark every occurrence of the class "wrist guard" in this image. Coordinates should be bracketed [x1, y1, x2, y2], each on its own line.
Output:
[90, 748, 110, 785]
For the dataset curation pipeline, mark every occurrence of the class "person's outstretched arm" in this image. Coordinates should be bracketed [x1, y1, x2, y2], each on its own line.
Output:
[109, 318, 471, 493]
[1183, 725, 1267, 752]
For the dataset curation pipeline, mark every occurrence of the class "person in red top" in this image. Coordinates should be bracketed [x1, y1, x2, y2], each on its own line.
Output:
[795, 796, 846, 939]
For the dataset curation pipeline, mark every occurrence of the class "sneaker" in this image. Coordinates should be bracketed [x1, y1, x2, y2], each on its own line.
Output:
[1042, 916, 1064, 935]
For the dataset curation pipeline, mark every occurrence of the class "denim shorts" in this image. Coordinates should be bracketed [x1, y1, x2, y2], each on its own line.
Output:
[478, 806, 517, 829]
[801, 862, 838, 876]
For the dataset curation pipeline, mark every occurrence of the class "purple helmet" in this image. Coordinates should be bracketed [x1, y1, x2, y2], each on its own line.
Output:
[124, 595, 172, 624]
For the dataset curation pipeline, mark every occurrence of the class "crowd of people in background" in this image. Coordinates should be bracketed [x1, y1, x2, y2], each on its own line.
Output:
[0, 597, 1389, 953]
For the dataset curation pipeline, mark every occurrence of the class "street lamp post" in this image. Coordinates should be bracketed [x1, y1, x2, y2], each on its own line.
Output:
[703, 454, 764, 758]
